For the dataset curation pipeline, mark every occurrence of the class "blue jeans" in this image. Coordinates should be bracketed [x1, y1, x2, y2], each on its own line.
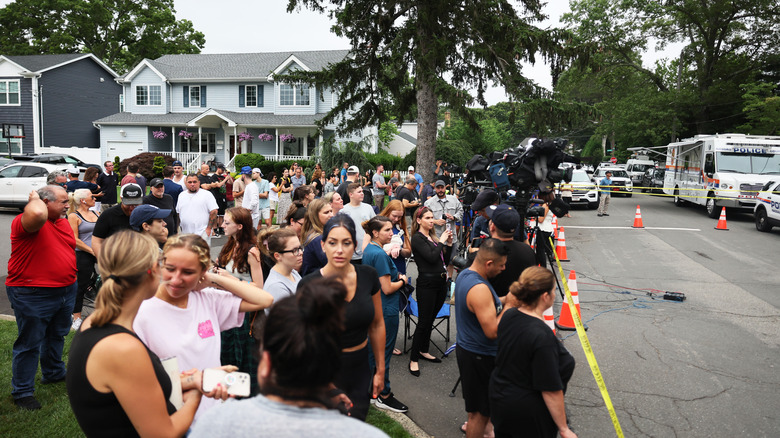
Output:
[368, 291, 400, 397]
[6, 283, 76, 399]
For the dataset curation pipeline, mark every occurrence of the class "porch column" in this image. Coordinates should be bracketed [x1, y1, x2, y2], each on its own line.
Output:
[198, 126, 203, 165]
[275, 128, 279, 159]
[304, 131, 308, 159]
[318, 133, 323, 158]
[233, 126, 237, 155]
[171, 127, 175, 153]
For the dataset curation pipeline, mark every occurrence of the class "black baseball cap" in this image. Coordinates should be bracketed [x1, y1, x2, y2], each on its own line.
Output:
[149, 178, 164, 187]
[486, 204, 521, 233]
[120, 183, 143, 205]
[471, 189, 499, 211]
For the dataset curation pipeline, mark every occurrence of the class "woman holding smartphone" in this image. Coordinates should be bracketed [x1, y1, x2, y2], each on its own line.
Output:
[67, 232, 208, 437]
[133, 234, 274, 418]
[297, 215, 385, 421]
[276, 168, 294, 225]
[409, 206, 452, 377]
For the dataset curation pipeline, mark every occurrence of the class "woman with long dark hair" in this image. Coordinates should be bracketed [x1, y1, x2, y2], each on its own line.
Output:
[217, 207, 264, 395]
[489, 267, 577, 438]
[535, 191, 556, 268]
[409, 206, 452, 377]
[275, 168, 293, 225]
[297, 215, 385, 421]
[190, 278, 387, 437]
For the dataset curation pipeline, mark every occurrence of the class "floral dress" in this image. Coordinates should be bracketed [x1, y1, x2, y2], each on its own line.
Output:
[276, 176, 293, 224]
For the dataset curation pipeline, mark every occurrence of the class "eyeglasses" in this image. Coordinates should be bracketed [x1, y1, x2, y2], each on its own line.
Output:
[278, 246, 304, 256]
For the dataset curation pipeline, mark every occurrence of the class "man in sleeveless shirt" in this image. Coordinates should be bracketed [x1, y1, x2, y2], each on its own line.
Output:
[454, 238, 514, 438]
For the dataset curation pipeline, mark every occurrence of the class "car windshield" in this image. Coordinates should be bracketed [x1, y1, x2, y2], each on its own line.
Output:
[600, 170, 628, 178]
[717, 152, 780, 175]
[570, 171, 591, 183]
[631, 164, 654, 172]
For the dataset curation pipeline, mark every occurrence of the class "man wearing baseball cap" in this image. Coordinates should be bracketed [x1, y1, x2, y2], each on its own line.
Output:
[130, 204, 171, 246]
[470, 189, 500, 241]
[336, 165, 360, 201]
[65, 167, 97, 193]
[171, 160, 187, 189]
[91, 183, 143, 257]
[143, 177, 177, 237]
[485, 204, 536, 297]
[408, 166, 423, 193]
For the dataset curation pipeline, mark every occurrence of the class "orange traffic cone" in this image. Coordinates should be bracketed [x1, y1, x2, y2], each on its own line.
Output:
[555, 227, 569, 262]
[556, 270, 587, 331]
[552, 216, 559, 239]
[715, 207, 729, 230]
[632, 205, 644, 228]
[543, 306, 556, 335]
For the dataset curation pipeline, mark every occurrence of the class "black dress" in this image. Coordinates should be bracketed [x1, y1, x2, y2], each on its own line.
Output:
[489, 308, 575, 438]
[67, 324, 175, 437]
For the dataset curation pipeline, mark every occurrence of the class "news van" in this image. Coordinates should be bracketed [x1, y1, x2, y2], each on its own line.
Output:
[661, 134, 780, 218]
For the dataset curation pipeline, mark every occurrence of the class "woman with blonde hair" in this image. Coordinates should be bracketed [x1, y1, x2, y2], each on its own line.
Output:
[133, 234, 274, 418]
[322, 191, 344, 216]
[67, 231, 205, 436]
[489, 267, 576, 438]
[379, 200, 412, 277]
[299, 198, 335, 276]
[67, 188, 100, 330]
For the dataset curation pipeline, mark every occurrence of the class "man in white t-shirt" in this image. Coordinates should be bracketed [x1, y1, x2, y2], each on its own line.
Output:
[239, 166, 260, 228]
[254, 168, 271, 229]
[340, 182, 376, 263]
[176, 174, 218, 244]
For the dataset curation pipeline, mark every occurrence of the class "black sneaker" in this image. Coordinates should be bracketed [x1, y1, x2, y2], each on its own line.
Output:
[375, 392, 409, 413]
[597, 214, 603, 217]
[14, 396, 41, 410]
[603, 213, 609, 216]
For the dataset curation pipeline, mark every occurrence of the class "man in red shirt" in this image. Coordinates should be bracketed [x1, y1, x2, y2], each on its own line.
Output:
[6, 185, 77, 410]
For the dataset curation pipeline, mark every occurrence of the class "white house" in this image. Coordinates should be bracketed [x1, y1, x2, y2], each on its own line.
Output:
[94, 50, 378, 172]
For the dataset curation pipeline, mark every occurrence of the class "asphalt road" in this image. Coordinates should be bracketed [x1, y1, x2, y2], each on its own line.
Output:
[2, 192, 779, 437]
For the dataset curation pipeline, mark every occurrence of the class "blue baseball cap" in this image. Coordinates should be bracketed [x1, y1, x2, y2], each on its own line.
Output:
[130, 205, 171, 230]
[172, 160, 183, 167]
[241, 166, 252, 175]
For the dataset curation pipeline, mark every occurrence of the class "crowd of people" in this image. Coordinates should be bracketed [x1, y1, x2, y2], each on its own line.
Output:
[6, 158, 577, 438]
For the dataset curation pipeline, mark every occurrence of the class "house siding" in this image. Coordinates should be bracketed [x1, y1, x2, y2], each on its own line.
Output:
[273, 82, 315, 115]
[170, 82, 274, 113]
[128, 67, 167, 114]
[101, 125, 147, 163]
[40, 57, 121, 149]
[0, 76, 34, 153]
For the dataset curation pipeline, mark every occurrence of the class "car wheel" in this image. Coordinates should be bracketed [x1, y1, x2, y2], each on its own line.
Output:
[706, 194, 719, 218]
[755, 208, 772, 232]
[674, 187, 685, 207]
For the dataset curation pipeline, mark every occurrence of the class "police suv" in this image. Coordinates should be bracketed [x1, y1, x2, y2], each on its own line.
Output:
[755, 181, 780, 232]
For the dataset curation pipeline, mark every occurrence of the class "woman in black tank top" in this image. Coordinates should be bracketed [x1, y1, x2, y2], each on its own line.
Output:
[66, 231, 204, 437]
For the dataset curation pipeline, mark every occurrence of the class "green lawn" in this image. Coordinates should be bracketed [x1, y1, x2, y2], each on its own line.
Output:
[0, 320, 412, 437]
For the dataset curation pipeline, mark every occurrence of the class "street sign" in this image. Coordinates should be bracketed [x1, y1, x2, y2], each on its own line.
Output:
[610, 156, 617, 164]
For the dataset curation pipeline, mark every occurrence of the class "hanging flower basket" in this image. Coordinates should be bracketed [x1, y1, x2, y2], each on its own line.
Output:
[257, 133, 274, 142]
[178, 130, 193, 139]
[280, 134, 296, 143]
[238, 131, 254, 143]
[152, 130, 168, 140]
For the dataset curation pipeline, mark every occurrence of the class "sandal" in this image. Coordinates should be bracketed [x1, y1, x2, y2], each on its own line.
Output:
[392, 348, 402, 356]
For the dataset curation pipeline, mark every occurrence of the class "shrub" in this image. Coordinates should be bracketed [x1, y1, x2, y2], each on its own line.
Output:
[234, 153, 265, 171]
[152, 156, 167, 177]
[118, 153, 175, 180]
[113, 156, 120, 171]
[366, 151, 403, 172]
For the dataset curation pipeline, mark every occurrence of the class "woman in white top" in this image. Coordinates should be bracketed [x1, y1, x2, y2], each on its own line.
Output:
[535, 191, 556, 268]
[133, 234, 274, 418]
[260, 228, 303, 315]
[276, 169, 294, 225]
[267, 172, 279, 226]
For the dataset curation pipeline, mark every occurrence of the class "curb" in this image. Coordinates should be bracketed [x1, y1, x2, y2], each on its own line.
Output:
[0, 314, 15, 322]
[381, 410, 432, 438]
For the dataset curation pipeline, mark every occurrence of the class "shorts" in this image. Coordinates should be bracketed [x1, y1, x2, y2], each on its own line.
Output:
[270, 200, 278, 211]
[456, 345, 495, 416]
[259, 208, 271, 220]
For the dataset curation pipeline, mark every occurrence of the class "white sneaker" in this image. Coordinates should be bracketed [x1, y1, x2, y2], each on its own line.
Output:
[71, 317, 82, 331]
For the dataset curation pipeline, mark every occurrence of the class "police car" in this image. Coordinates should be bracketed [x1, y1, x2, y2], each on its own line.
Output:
[754, 181, 780, 232]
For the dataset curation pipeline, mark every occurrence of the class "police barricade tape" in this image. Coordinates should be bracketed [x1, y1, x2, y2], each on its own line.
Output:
[550, 237, 625, 438]
[594, 185, 762, 200]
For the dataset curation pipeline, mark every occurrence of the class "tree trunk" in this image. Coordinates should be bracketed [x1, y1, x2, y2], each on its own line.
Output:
[416, 75, 437, 185]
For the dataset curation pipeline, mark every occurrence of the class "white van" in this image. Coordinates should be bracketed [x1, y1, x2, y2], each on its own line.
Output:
[625, 156, 656, 184]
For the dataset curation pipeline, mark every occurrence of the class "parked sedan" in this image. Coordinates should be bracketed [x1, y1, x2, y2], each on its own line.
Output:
[0, 162, 68, 209]
[754, 181, 780, 232]
[640, 168, 665, 193]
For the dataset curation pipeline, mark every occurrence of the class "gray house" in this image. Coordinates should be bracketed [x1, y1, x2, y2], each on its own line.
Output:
[94, 50, 378, 172]
[0, 53, 121, 154]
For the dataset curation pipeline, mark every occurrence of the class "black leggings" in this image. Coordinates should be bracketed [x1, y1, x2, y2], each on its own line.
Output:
[74, 251, 96, 315]
[411, 274, 447, 361]
[334, 345, 371, 421]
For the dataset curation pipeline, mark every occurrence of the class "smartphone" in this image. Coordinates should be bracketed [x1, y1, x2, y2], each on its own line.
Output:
[446, 223, 452, 232]
[202, 368, 251, 397]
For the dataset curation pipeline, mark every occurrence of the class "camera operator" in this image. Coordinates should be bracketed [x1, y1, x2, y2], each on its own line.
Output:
[469, 189, 500, 244]
[485, 205, 537, 297]
[534, 190, 556, 268]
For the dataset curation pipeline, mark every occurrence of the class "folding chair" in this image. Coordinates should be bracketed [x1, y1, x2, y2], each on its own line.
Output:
[400, 288, 451, 357]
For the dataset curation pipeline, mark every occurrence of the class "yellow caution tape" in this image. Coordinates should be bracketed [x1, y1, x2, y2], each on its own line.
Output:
[591, 185, 762, 200]
[550, 237, 624, 438]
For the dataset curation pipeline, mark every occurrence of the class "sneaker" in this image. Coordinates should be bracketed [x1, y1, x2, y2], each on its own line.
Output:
[603, 213, 609, 216]
[597, 214, 603, 217]
[14, 396, 41, 410]
[375, 392, 408, 413]
[71, 317, 82, 331]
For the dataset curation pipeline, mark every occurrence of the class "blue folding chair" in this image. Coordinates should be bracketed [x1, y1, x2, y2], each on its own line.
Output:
[400, 281, 452, 357]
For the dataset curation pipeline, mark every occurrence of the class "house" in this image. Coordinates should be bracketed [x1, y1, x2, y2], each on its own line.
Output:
[0, 53, 121, 156]
[386, 120, 445, 157]
[94, 50, 378, 172]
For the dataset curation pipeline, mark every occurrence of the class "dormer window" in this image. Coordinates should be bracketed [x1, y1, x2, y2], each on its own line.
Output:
[136, 85, 161, 106]
[279, 84, 310, 106]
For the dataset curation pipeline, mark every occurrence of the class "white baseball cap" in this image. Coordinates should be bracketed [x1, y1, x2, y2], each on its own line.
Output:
[67, 166, 80, 175]
[408, 166, 415, 172]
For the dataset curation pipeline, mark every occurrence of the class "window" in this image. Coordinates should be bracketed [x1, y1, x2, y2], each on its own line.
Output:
[0, 165, 22, 178]
[279, 84, 310, 106]
[119, 94, 124, 112]
[136, 85, 161, 106]
[246, 85, 257, 107]
[0, 131, 22, 154]
[190, 86, 200, 107]
[181, 133, 216, 153]
[20, 166, 48, 178]
[0, 80, 20, 105]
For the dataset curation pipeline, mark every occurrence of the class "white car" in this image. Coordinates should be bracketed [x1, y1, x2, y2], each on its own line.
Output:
[754, 181, 780, 232]
[0, 162, 68, 209]
[563, 169, 599, 209]
[592, 167, 633, 197]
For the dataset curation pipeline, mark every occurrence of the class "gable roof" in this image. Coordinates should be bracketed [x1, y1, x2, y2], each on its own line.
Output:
[137, 50, 350, 82]
[3, 53, 118, 77]
[397, 132, 417, 146]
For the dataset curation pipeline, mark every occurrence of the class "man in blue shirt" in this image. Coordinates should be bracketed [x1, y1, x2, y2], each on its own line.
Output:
[598, 171, 613, 217]
[162, 166, 183, 207]
[64, 167, 98, 193]
[408, 165, 423, 193]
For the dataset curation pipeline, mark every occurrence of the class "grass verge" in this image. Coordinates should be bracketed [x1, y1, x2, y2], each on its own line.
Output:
[0, 320, 413, 437]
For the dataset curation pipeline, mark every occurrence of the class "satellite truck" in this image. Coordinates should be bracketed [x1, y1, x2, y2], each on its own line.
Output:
[628, 133, 780, 218]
